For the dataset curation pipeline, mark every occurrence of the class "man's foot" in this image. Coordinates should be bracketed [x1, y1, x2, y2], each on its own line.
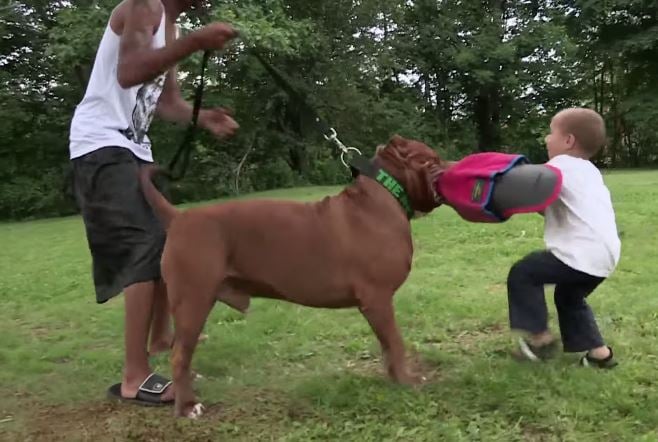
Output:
[512, 337, 559, 362]
[579, 346, 618, 369]
[107, 373, 175, 406]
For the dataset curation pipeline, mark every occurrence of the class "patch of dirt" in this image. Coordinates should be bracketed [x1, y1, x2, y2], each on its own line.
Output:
[449, 323, 506, 351]
[520, 423, 559, 442]
[16, 401, 177, 442]
[486, 283, 506, 294]
[344, 350, 443, 385]
[205, 387, 322, 424]
[2, 352, 445, 441]
[4, 387, 321, 442]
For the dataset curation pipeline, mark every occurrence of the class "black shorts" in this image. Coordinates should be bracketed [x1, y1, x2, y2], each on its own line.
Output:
[72, 147, 166, 303]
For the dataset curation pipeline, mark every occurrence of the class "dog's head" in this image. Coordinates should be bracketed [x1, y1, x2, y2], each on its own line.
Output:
[374, 134, 448, 214]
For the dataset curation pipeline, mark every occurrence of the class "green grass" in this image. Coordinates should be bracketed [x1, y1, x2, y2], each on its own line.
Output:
[1, 172, 657, 441]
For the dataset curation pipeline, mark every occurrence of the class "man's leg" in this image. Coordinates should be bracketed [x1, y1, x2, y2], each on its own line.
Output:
[73, 147, 175, 403]
[120, 280, 174, 401]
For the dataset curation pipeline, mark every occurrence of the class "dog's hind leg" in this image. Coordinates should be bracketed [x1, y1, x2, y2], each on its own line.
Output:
[359, 298, 418, 385]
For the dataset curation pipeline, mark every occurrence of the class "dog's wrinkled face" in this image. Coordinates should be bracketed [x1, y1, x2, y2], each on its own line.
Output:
[374, 134, 448, 214]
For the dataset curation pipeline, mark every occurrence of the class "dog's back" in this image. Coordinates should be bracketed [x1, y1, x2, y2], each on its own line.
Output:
[163, 176, 413, 308]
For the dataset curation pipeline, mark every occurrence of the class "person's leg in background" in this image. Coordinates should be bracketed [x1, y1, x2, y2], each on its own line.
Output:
[148, 279, 173, 355]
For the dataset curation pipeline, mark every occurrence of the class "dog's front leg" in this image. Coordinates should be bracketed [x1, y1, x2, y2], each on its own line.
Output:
[359, 298, 418, 385]
[170, 293, 215, 418]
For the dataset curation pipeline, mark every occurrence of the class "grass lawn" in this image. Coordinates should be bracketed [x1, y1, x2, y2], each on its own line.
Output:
[1, 171, 657, 441]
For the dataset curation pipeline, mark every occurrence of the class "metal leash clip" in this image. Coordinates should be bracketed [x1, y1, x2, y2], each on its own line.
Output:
[323, 128, 362, 168]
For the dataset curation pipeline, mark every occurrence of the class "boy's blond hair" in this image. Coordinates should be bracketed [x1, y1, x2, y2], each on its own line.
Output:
[554, 108, 607, 157]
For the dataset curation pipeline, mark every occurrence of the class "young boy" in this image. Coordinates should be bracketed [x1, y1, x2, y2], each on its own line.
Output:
[507, 107, 621, 368]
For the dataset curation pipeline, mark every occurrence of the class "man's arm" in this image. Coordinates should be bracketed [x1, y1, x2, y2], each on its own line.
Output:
[116, 0, 201, 88]
[157, 65, 239, 138]
[155, 67, 222, 128]
[116, 0, 236, 88]
[156, 67, 194, 124]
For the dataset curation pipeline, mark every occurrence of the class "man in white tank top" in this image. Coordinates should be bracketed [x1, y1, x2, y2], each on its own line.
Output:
[69, 0, 239, 406]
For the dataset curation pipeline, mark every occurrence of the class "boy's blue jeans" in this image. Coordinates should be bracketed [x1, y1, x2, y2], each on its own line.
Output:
[507, 250, 606, 352]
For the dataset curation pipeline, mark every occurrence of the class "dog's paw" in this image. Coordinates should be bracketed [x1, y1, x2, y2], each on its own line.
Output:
[187, 403, 205, 419]
[401, 375, 423, 386]
[392, 370, 424, 386]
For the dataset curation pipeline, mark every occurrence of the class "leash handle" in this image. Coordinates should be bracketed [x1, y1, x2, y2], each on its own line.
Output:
[167, 49, 211, 181]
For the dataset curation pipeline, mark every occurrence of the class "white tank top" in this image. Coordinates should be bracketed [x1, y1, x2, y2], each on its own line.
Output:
[69, 5, 167, 162]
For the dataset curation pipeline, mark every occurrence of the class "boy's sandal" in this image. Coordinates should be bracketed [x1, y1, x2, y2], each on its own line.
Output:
[579, 346, 618, 369]
[512, 337, 559, 362]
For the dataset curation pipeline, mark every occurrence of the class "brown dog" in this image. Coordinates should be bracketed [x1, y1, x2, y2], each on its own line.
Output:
[140, 135, 446, 418]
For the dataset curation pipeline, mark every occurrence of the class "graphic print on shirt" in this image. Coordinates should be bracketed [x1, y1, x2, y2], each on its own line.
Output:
[133, 72, 167, 146]
[119, 72, 166, 149]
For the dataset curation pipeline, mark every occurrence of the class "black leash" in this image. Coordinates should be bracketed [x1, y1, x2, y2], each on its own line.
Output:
[242, 45, 363, 168]
[246, 50, 414, 217]
[165, 49, 211, 181]
[242, 39, 415, 218]
[159, 23, 414, 218]
[163, 7, 360, 181]
[247, 49, 334, 139]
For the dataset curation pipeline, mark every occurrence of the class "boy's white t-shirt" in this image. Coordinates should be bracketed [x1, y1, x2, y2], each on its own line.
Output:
[544, 154, 621, 278]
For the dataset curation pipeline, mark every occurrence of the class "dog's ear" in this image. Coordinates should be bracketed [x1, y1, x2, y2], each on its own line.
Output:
[377, 136, 407, 169]
[388, 134, 406, 149]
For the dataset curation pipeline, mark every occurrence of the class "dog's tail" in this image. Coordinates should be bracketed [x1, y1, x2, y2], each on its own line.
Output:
[139, 165, 179, 230]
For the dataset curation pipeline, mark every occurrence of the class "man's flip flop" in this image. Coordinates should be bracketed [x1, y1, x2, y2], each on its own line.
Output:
[107, 373, 174, 407]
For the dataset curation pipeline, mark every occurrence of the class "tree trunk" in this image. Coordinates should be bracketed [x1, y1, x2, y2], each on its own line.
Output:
[474, 87, 501, 151]
[234, 134, 257, 195]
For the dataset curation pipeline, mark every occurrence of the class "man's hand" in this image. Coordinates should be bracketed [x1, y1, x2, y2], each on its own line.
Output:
[191, 23, 238, 52]
[199, 108, 239, 139]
